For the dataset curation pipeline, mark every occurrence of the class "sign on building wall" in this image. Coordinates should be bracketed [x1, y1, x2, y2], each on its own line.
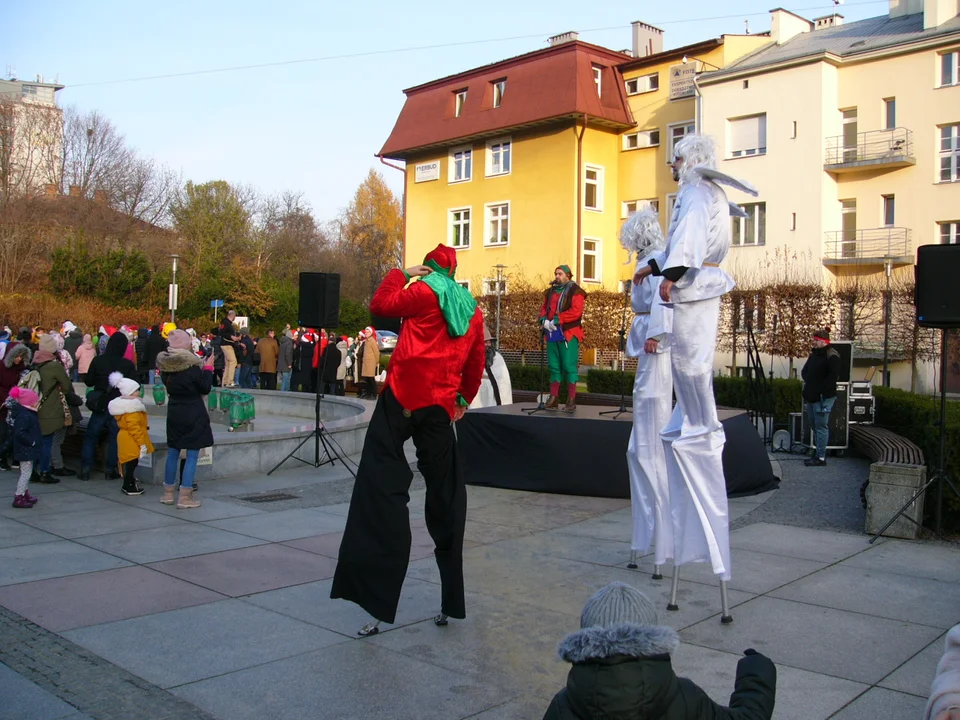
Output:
[414, 161, 440, 183]
[669, 62, 698, 100]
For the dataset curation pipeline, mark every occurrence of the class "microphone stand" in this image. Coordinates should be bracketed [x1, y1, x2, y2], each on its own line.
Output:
[522, 323, 548, 415]
[601, 282, 632, 419]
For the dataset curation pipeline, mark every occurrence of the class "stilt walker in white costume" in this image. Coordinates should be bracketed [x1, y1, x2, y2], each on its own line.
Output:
[634, 134, 758, 623]
[620, 209, 674, 578]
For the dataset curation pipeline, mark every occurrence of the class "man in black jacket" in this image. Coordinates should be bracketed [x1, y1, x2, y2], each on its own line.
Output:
[80, 332, 138, 481]
[800, 328, 841, 467]
[320, 339, 341, 396]
[145, 324, 167, 384]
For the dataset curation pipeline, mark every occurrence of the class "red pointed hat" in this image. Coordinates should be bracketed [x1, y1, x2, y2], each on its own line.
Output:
[423, 244, 457, 277]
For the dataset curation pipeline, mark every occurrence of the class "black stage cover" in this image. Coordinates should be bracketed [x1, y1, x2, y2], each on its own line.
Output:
[458, 405, 779, 500]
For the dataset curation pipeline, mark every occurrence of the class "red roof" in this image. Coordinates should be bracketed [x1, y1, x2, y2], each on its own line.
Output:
[379, 41, 635, 159]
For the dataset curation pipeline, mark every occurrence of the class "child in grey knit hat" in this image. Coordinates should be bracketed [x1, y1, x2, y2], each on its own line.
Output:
[543, 582, 777, 720]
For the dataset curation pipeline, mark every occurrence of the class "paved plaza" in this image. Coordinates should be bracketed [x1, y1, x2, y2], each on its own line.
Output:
[1, 449, 958, 720]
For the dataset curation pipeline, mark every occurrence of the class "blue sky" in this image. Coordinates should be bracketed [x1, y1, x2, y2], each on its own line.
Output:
[4, 0, 888, 223]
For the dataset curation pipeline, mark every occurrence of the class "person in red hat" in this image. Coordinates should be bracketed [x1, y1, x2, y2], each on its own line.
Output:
[331, 243, 485, 635]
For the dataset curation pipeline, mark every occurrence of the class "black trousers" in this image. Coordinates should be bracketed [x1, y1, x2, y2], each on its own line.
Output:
[122, 459, 139, 488]
[331, 388, 467, 624]
[260, 372, 277, 390]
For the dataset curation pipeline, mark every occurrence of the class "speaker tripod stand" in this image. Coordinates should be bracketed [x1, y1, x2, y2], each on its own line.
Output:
[600, 282, 633, 420]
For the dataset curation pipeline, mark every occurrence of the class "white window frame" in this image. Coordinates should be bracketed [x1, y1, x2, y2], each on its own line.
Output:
[939, 124, 960, 183]
[583, 164, 604, 212]
[493, 80, 506, 108]
[625, 72, 659, 96]
[581, 237, 602, 283]
[940, 221, 960, 244]
[482, 278, 507, 296]
[740, 292, 766, 332]
[940, 50, 959, 88]
[449, 206, 472, 249]
[485, 137, 512, 177]
[882, 195, 895, 227]
[457, 279, 472, 291]
[448, 145, 473, 184]
[731, 202, 767, 246]
[622, 129, 660, 151]
[455, 90, 467, 117]
[485, 201, 510, 247]
[592, 65, 602, 97]
[622, 198, 659, 218]
[666, 193, 678, 219]
[727, 113, 767, 158]
[883, 98, 896, 130]
[667, 121, 696, 163]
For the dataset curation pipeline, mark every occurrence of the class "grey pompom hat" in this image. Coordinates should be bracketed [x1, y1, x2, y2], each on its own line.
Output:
[580, 581, 659, 629]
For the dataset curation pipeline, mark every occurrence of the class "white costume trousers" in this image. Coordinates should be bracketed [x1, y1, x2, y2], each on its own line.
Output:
[627, 347, 674, 563]
[661, 297, 731, 580]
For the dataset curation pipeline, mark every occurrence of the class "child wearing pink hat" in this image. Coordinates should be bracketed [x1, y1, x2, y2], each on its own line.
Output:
[9, 387, 41, 508]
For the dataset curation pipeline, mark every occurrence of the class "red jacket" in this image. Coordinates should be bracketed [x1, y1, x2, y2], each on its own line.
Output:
[539, 284, 586, 343]
[370, 269, 485, 419]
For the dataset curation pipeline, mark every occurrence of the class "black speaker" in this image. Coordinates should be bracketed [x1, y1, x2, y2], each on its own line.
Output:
[829, 340, 853, 384]
[916, 244, 960, 329]
[298, 272, 341, 328]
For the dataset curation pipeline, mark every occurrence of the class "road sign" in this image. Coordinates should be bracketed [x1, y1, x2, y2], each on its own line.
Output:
[210, 299, 224, 308]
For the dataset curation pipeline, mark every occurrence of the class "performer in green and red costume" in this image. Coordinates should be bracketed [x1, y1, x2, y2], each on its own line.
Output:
[331, 243, 485, 636]
[538, 264, 587, 412]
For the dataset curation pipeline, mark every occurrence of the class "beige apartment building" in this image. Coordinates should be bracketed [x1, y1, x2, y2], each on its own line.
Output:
[698, 0, 960, 392]
[0, 75, 64, 201]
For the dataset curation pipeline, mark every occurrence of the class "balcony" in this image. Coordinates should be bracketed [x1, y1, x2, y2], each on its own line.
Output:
[823, 227, 913, 266]
[824, 128, 916, 173]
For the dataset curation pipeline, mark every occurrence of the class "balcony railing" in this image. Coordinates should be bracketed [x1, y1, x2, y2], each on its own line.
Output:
[824, 127, 915, 171]
[823, 227, 912, 265]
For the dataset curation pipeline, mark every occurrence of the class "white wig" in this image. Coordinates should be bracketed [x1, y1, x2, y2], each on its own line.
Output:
[619, 207, 665, 264]
[674, 133, 717, 185]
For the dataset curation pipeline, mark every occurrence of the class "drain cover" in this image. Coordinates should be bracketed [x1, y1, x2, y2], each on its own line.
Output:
[237, 491, 299, 504]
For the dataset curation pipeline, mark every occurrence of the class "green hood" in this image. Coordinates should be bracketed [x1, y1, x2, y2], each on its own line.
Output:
[421, 259, 477, 338]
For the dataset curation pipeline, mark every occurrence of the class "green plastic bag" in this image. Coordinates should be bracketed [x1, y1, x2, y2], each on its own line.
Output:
[153, 382, 166, 406]
[228, 398, 243, 429]
[208, 389, 218, 411]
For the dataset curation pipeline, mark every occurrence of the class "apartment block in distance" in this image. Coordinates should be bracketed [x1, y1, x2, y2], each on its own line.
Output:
[0, 74, 64, 200]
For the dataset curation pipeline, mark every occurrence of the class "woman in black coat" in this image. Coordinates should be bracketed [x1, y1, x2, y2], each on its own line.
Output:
[156, 330, 213, 510]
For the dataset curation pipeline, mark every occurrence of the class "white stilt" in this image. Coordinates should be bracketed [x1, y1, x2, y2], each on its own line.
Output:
[652, 564, 663, 580]
[667, 566, 680, 611]
[627, 550, 638, 569]
[719, 579, 733, 624]
[358, 620, 381, 636]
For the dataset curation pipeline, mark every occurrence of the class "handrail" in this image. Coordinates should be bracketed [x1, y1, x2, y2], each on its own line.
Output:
[824, 127, 913, 165]
[823, 227, 911, 260]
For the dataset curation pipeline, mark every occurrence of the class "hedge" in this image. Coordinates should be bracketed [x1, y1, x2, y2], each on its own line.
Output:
[507, 364, 570, 402]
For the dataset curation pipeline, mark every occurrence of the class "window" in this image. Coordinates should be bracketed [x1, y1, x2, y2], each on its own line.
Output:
[622, 198, 659, 218]
[883, 98, 896, 130]
[492, 80, 506, 108]
[839, 299, 855, 340]
[449, 146, 472, 183]
[584, 165, 603, 211]
[940, 221, 960, 244]
[485, 202, 509, 246]
[582, 238, 601, 283]
[731, 202, 766, 246]
[449, 208, 471, 248]
[455, 90, 467, 117]
[20, 85, 37, 97]
[666, 193, 678, 219]
[791, 212, 797, 231]
[741, 293, 766, 332]
[667, 121, 696, 162]
[483, 278, 507, 295]
[941, 51, 959, 87]
[625, 72, 659, 95]
[486, 138, 511, 176]
[592, 65, 602, 97]
[622, 129, 660, 151]
[457, 280, 471, 291]
[728, 114, 767, 157]
[842, 108, 858, 162]
[939, 124, 960, 182]
[882, 195, 895, 227]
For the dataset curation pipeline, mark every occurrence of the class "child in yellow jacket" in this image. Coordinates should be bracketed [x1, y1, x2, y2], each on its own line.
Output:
[107, 372, 154, 496]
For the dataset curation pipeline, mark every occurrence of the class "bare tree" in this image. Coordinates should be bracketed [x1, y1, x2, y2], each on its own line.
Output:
[0, 93, 63, 204]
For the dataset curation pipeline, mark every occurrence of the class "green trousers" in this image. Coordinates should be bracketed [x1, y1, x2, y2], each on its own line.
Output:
[547, 337, 579, 384]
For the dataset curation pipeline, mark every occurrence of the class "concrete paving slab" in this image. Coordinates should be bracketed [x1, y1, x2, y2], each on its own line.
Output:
[461, 485, 537, 509]
[669, 643, 867, 720]
[548, 506, 637, 542]
[840, 538, 960, 583]
[171, 640, 506, 720]
[0, 541, 131, 586]
[729, 522, 874, 563]
[462, 695, 552, 719]
[137, 496, 266, 521]
[682, 596, 943, 684]
[148, 543, 337, 596]
[830, 686, 927, 719]
[0, 491, 121, 519]
[282, 530, 342, 558]
[466, 501, 601, 531]
[657, 548, 828, 595]
[203, 506, 346, 542]
[0, 566, 224, 632]
[493, 529, 634, 567]
[770, 564, 960, 629]
[0, 661, 86, 720]
[878, 631, 946, 697]
[463, 520, 535, 545]
[0, 517, 62, 549]
[75, 522, 267, 564]
[14, 505, 187, 539]
[728, 500, 762, 522]
[62, 599, 346, 689]
[514, 493, 630, 513]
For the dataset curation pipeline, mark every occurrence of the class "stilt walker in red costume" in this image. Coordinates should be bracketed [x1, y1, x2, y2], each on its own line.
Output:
[538, 265, 586, 412]
[331, 244, 485, 636]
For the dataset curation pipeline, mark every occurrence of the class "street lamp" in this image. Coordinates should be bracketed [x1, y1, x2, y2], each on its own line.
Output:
[493, 264, 508, 350]
[169, 254, 180, 324]
[682, 55, 722, 71]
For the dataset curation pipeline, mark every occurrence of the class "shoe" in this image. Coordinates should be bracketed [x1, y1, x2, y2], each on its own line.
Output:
[23, 492, 38, 506]
[0, 458, 10, 471]
[121, 483, 144, 496]
[12, 494, 32, 509]
[36, 473, 60, 484]
[10, 461, 20, 469]
[544, 395, 559, 410]
[106, 471, 122, 481]
[51, 466, 77, 477]
[804, 457, 827, 467]
[77, 468, 90, 481]
[176, 487, 201, 509]
[562, 402, 577, 413]
[159, 485, 176, 505]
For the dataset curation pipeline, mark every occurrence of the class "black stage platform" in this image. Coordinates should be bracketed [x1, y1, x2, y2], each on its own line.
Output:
[458, 404, 779, 500]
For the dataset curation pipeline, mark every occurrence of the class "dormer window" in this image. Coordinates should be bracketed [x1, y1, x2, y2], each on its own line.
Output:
[592, 65, 602, 97]
[455, 89, 468, 117]
[493, 80, 506, 108]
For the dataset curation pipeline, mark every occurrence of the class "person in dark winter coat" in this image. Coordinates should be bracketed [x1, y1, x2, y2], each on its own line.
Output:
[800, 328, 842, 467]
[320, 340, 341, 396]
[80, 332, 138, 481]
[144, 325, 167, 382]
[277, 331, 294, 392]
[63, 324, 84, 381]
[0, 343, 30, 470]
[238, 328, 255, 389]
[544, 582, 776, 720]
[208, 329, 225, 387]
[9, 387, 41, 508]
[156, 329, 214, 509]
[134, 329, 149, 385]
[292, 333, 316, 393]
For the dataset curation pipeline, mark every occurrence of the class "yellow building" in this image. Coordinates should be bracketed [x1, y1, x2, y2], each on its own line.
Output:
[698, 1, 960, 391]
[378, 25, 766, 295]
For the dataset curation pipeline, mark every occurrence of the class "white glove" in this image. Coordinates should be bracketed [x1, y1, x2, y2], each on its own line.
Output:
[139, 444, 148, 457]
[542, 319, 557, 332]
